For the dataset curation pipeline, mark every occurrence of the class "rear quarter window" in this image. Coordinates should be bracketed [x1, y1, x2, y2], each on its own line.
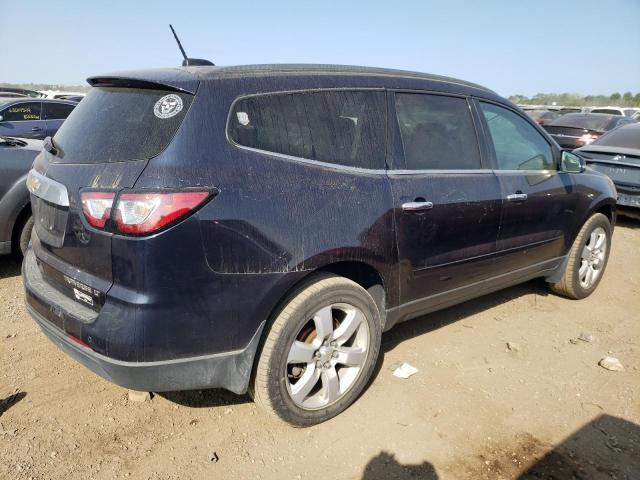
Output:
[228, 90, 386, 170]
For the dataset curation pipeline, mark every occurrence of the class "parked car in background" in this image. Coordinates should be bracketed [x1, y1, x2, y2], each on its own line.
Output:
[591, 107, 640, 117]
[0, 87, 44, 98]
[556, 107, 582, 115]
[39, 90, 86, 100]
[525, 109, 561, 125]
[0, 136, 42, 255]
[575, 123, 640, 218]
[23, 64, 617, 426]
[0, 98, 77, 139]
[544, 113, 635, 149]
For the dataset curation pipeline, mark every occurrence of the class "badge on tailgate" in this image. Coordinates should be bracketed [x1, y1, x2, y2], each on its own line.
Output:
[64, 275, 99, 307]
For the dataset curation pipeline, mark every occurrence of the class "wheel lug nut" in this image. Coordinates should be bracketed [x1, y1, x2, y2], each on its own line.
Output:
[332, 351, 338, 358]
[330, 341, 337, 347]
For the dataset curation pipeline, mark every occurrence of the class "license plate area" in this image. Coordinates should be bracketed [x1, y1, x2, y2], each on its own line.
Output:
[37, 258, 105, 311]
[618, 192, 640, 208]
[32, 195, 69, 248]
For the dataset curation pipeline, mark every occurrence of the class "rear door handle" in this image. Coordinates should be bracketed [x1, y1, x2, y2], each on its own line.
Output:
[31, 127, 42, 131]
[506, 193, 528, 202]
[402, 201, 434, 212]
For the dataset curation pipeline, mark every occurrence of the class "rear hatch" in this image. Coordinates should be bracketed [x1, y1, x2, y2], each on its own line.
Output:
[30, 82, 195, 309]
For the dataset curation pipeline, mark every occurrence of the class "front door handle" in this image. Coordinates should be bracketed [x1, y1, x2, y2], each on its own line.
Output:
[506, 193, 528, 202]
[402, 201, 434, 212]
[31, 127, 42, 131]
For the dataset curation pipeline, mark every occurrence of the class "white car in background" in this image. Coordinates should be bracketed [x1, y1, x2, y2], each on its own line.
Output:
[38, 90, 86, 101]
[590, 106, 640, 118]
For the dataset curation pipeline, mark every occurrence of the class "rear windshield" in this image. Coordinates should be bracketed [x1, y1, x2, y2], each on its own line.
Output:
[52, 87, 192, 163]
[592, 125, 640, 149]
[550, 114, 612, 131]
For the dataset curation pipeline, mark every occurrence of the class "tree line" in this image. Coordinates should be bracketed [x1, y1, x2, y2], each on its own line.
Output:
[509, 92, 640, 107]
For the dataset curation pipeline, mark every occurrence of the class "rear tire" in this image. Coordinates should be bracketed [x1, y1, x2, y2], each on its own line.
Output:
[252, 273, 382, 427]
[549, 213, 611, 299]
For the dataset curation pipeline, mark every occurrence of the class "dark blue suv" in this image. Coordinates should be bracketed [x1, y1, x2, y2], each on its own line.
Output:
[23, 65, 617, 426]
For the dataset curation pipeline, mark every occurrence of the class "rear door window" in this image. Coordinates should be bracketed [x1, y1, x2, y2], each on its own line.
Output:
[52, 87, 193, 164]
[1, 102, 42, 121]
[228, 90, 386, 169]
[43, 102, 76, 120]
[393, 93, 481, 170]
[480, 102, 555, 171]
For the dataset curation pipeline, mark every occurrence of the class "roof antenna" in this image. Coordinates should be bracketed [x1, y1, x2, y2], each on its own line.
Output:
[169, 24, 214, 67]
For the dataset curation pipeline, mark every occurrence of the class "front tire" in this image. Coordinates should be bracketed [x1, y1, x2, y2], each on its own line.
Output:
[549, 213, 612, 299]
[252, 273, 382, 427]
[17, 216, 34, 257]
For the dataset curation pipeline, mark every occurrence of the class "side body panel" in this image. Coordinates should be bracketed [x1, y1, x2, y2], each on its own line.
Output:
[0, 142, 41, 249]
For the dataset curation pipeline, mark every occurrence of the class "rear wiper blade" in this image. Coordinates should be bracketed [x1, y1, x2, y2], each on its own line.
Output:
[44, 136, 59, 156]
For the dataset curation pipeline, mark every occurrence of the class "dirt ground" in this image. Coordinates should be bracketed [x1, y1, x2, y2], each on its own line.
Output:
[1, 218, 639, 480]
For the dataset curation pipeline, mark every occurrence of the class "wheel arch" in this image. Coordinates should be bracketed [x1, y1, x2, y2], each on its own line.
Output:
[249, 260, 389, 392]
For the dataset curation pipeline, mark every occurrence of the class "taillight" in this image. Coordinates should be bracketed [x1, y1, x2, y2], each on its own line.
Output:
[576, 133, 599, 145]
[81, 191, 116, 228]
[114, 191, 209, 234]
[80, 190, 211, 235]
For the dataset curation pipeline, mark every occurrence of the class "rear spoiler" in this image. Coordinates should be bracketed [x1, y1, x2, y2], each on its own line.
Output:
[87, 72, 198, 95]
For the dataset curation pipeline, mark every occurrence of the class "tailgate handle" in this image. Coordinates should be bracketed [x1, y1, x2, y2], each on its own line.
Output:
[506, 193, 528, 202]
[402, 201, 434, 212]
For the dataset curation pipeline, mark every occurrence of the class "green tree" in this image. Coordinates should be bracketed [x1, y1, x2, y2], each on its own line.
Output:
[622, 92, 633, 106]
[610, 92, 621, 102]
[634, 93, 640, 107]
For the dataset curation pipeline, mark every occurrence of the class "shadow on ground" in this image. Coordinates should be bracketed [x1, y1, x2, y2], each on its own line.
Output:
[617, 210, 640, 227]
[158, 389, 251, 408]
[517, 414, 640, 480]
[361, 451, 438, 479]
[0, 392, 26, 417]
[0, 255, 22, 280]
[360, 415, 639, 479]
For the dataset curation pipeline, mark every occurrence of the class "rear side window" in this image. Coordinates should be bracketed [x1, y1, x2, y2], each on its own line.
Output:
[228, 90, 386, 169]
[1, 102, 41, 121]
[480, 102, 554, 171]
[43, 102, 75, 120]
[394, 93, 481, 170]
[52, 87, 193, 164]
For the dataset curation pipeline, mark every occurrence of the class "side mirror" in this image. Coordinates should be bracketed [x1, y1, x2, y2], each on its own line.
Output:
[561, 151, 585, 173]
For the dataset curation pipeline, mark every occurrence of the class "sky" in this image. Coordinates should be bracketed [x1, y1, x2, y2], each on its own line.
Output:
[1, 0, 639, 97]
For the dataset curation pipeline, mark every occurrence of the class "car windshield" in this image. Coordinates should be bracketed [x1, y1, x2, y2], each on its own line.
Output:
[590, 125, 640, 149]
[549, 114, 613, 131]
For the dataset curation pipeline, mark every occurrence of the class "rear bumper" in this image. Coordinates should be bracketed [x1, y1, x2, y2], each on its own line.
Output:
[28, 303, 264, 394]
[23, 248, 265, 394]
